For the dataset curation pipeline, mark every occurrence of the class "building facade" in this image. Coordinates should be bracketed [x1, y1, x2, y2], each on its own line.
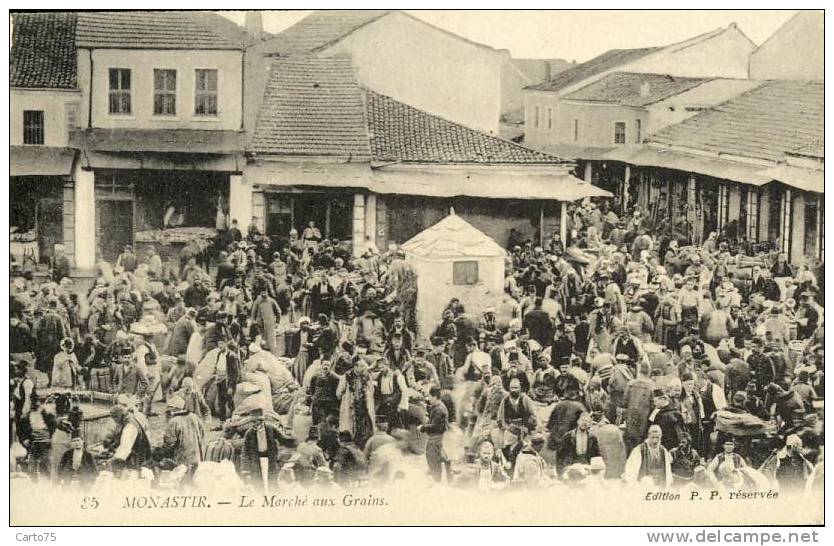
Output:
[241, 56, 609, 257]
[749, 10, 823, 80]
[523, 24, 756, 157]
[10, 12, 81, 269]
[256, 10, 544, 136]
[604, 80, 823, 266]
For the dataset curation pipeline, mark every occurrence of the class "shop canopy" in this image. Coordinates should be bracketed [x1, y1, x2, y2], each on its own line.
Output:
[371, 168, 613, 201]
[604, 146, 773, 186]
[246, 161, 612, 202]
[762, 165, 824, 194]
[70, 128, 245, 155]
[10, 146, 76, 176]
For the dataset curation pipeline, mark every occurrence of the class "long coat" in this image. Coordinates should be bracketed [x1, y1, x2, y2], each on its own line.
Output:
[35, 311, 68, 374]
[623, 377, 654, 451]
[592, 422, 628, 479]
[337, 371, 376, 448]
[167, 316, 195, 357]
[251, 294, 281, 356]
[160, 410, 206, 467]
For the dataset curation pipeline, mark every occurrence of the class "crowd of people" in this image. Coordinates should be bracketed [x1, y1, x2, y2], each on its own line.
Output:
[9, 201, 825, 496]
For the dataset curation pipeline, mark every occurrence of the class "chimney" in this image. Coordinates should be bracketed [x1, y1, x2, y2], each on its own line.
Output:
[245, 11, 264, 40]
[639, 81, 651, 98]
[543, 61, 552, 82]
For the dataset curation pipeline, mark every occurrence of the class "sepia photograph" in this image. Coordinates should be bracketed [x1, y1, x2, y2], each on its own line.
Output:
[6, 6, 825, 528]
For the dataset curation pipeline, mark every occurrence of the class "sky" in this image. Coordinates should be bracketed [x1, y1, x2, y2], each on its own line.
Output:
[220, 10, 797, 62]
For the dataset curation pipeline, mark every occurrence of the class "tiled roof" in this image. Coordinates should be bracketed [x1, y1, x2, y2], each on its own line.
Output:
[564, 72, 708, 107]
[648, 80, 823, 162]
[76, 11, 245, 50]
[250, 56, 371, 159]
[259, 10, 391, 55]
[525, 47, 659, 93]
[11, 12, 78, 89]
[365, 90, 567, 165]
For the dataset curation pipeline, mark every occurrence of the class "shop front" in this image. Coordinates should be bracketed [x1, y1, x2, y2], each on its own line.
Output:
[92, 168, 230, 264]
[10, 146, 76, 270]
[69, 129, 245, 270]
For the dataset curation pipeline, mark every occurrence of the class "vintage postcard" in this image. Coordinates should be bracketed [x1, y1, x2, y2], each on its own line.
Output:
[8, 8, 824, 527]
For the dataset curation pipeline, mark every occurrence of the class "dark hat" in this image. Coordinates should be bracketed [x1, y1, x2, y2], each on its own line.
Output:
[652, 388, 666, 398]
[307, 426, 319, 441]
[681, 371, 695, 382]
[732, 392, 748, 406]
[430, 336, 445, 346]
[120, 346, 134, 356]
[196, 308, 210, 324]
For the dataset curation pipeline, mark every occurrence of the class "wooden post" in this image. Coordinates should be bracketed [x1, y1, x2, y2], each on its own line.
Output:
[816, 194, 823, 260]
[325, 199, 331, 239]
[352, 194, 365, 257]
[623, 165, 631, 211]
[584, 162, 592, 183]
[560, 201, 567, 247]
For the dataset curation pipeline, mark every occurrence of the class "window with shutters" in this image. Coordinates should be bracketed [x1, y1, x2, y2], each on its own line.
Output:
[195, 69, 218, 116]
[635, 119, 642, 143]
[534, 106, 540, 129]
[453, 261, 479, 285]
[153, 69, 177, 116]
[573, 118, 579, 141]
[614, 122, 626, 144]
[23, 110, 44, 145]
[108, 68, 132, 115]
[547, 107, 552, 130]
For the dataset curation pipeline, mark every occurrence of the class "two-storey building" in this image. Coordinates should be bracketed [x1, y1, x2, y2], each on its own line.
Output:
[254, 10, 549, 136]
[522, 23, 757, 195]
[66, 11, 253, 268]
[10, 12, 82, 268]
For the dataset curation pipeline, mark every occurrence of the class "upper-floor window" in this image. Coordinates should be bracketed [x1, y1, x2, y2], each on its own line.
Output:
[635, 119, 642, 144]
[614, 121, 626, 145]
[572, 118, 579, 141]
[533, 106, 540, 129]
[547, 107, 553, 130]
[109, 68, 132, 115]
[23, 110, 44, 145]
[194, 69, 218, 116]
[153, 69, 177, 116]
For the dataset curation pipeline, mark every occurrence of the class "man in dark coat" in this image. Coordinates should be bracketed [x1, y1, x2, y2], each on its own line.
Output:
[167, 309, 196, 357]
[523, 297, 554, 349]
[34, 296, 68, 375]
[547, 386, 586, 454]
[215, 252, 237, 290]
[648, 390, 685, 451]
[418, 386, 449, 482]
[557, 411, 600, 473]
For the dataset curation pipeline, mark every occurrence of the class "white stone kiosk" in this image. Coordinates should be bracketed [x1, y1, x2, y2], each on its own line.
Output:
[401, 213, 506, 339]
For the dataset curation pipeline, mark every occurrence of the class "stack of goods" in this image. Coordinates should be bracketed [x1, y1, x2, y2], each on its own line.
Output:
[134, 226, 217, 247]
[10, 227, 37, 242]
